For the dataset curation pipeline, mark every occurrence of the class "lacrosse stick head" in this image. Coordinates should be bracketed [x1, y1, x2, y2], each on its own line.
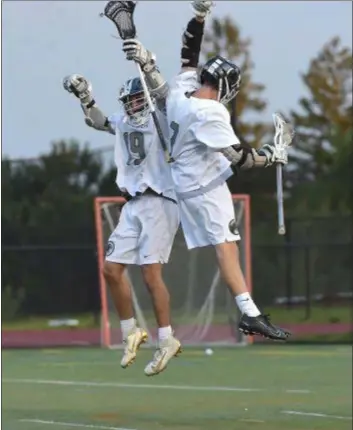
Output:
[119, 77, 150, 126]
[272, 112, 295, 150]
[102, 1, 137, 40]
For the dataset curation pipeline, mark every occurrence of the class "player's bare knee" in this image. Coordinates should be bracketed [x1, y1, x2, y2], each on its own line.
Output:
[141, 264, 163, 291]
[103, 261, 125, 285]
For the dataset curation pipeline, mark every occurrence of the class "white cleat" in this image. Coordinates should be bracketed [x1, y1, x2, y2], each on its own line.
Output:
[144, 335, 182, 376]
[121, 327, 148, 369]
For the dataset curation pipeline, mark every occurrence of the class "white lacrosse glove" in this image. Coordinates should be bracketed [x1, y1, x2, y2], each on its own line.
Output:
[63, 74, 93, 105]
[122, 39, 156, 67]
[258, 144, 288, 166]
[190, 1, 214, 18]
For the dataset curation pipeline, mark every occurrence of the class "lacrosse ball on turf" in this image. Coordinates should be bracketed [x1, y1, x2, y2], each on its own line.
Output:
[205, 348, 213, 356]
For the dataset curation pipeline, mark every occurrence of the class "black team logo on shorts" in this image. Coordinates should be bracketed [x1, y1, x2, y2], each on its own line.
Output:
[229, 219, 239, 236]
[106, 241, 115, 257]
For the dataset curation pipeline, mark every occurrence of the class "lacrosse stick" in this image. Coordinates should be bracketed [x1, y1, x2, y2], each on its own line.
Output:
[272, 113, 295, 235]
[102, 1, 173, 163]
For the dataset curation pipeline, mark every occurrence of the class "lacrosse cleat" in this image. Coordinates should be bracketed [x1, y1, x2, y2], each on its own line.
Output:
[121, 327, 148, 368]
[144, 335, 182, 376]
[239, 314, 291, 341]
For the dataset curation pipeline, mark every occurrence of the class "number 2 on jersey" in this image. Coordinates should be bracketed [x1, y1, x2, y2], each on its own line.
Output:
[123, 131, 146, 166]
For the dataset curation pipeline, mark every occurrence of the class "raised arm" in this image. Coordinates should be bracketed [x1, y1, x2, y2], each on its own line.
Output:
[63, 74, 115, 135]
[120, 1, 213, 102]
[180, 1, 213, 73]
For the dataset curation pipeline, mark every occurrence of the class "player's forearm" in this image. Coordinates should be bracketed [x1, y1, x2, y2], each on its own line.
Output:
[142, 61, 169, 102]
[239, 152, 268, 169]
[180, 17, 205, 71]
[220, 144, 269, 169]
[80, 101, 115, 135]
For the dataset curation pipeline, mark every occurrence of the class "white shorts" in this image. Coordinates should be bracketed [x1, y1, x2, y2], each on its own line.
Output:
[178, 182, 240, 250]
[105, 194, 180, 265]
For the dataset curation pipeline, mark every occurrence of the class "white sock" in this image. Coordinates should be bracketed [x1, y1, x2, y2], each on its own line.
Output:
[158, 326, 173, 341]
[235, 293, 261, 317]
[120, 318, 136, 339]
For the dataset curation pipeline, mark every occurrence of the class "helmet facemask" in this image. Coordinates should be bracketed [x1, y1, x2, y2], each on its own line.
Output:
[217, 74, 241, 105]
[119, 78, 150, 126]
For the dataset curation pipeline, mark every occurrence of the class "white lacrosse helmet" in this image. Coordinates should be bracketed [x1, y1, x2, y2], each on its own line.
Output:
[119, 77, 150, 126]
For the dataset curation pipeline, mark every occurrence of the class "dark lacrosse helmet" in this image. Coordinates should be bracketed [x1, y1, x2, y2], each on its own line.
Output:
[119, 77, 150, 126]
[200, 55, 241, 105]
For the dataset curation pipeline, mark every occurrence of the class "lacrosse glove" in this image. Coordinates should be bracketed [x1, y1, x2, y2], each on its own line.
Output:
[258, 144, 288, 166]
[63, 74, 94, 105]
[122, 39, 156, 68]
[190, 1, 214, 18]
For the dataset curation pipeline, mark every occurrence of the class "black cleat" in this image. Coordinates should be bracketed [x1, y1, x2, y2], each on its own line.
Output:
[239, 314, 291, 341]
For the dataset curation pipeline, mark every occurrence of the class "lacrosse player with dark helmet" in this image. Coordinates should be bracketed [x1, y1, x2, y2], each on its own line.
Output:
[120, 0, 291, 344]
[63, 68, 181, 371]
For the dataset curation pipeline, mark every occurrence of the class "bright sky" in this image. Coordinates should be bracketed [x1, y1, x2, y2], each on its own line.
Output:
[2, 1, 352, 159]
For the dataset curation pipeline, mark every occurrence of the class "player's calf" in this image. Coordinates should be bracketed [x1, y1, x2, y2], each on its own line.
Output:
[103, 261, 134, 321]
[103, 261, 149, 363]
[215, 242, 291, 341]
[141, 264, 173, 339]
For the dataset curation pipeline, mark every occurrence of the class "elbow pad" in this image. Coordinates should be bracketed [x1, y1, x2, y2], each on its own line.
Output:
[81, 102, 115, 134]
[221, 146, 243, 165]
[181, 18, 205, 68]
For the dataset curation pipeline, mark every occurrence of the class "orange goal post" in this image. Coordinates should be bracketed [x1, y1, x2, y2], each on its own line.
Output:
[94, 194, 252, 348]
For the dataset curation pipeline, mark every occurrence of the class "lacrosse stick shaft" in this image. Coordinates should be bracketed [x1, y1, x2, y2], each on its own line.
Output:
[135, 63, 172, 163]
[276, 163, 286, 235]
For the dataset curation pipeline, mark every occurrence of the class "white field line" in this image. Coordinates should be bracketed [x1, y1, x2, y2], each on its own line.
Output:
[3, 378, 262, 393]
[3, 377, 312, 394]
[19, 419, 135, 430]
[282, 410, 352, 421]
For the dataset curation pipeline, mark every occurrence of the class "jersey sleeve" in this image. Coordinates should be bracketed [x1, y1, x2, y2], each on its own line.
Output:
[193, 102, 240, 149]
[169, 70, 199, 93]
[107, 112, 123, 132]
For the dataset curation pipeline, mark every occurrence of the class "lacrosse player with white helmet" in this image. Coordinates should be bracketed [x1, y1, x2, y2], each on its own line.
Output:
[63, 60, 180, 370]
[98, 0, 219, 376]
[120, 0, 292, 344]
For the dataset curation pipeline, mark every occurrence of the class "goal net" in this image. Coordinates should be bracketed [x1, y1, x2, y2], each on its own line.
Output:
[94, 194, 252, 348]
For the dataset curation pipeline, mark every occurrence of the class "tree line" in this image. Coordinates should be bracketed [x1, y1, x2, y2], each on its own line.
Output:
[2, 18, 352, 318]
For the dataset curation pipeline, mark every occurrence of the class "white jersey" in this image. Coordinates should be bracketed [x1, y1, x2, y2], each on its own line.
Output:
[167, 71, 240, 194]
[108, 112, 175, 200]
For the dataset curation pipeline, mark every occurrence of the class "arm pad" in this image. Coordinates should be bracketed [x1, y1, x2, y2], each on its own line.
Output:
[220, 143, 268, 169]
[142, 62, 169, 101]
[181, 18, 204, 69]
[81, 102, 115, 135]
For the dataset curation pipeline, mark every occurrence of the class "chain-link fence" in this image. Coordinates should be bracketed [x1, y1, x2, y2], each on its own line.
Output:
[2, 215, 352, 347]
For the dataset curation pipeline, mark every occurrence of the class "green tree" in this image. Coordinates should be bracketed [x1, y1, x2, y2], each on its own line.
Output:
[2, 140, 117, 316]
[289, 125, 353, 215]
[203, 17, 270, 148]
[289, 37, 352, 182]
[286, 37, 352, 216]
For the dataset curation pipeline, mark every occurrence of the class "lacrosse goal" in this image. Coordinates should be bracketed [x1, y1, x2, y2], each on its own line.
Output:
[94, 194, 252, 348]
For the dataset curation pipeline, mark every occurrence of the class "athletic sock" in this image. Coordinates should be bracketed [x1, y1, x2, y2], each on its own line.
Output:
[235, 292, 261, 317]
[120, 318, 136, 339]
[158, 326, 173, 341]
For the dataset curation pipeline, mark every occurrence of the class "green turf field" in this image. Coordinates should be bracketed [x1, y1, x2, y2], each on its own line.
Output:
[2, 345, 352, 430]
